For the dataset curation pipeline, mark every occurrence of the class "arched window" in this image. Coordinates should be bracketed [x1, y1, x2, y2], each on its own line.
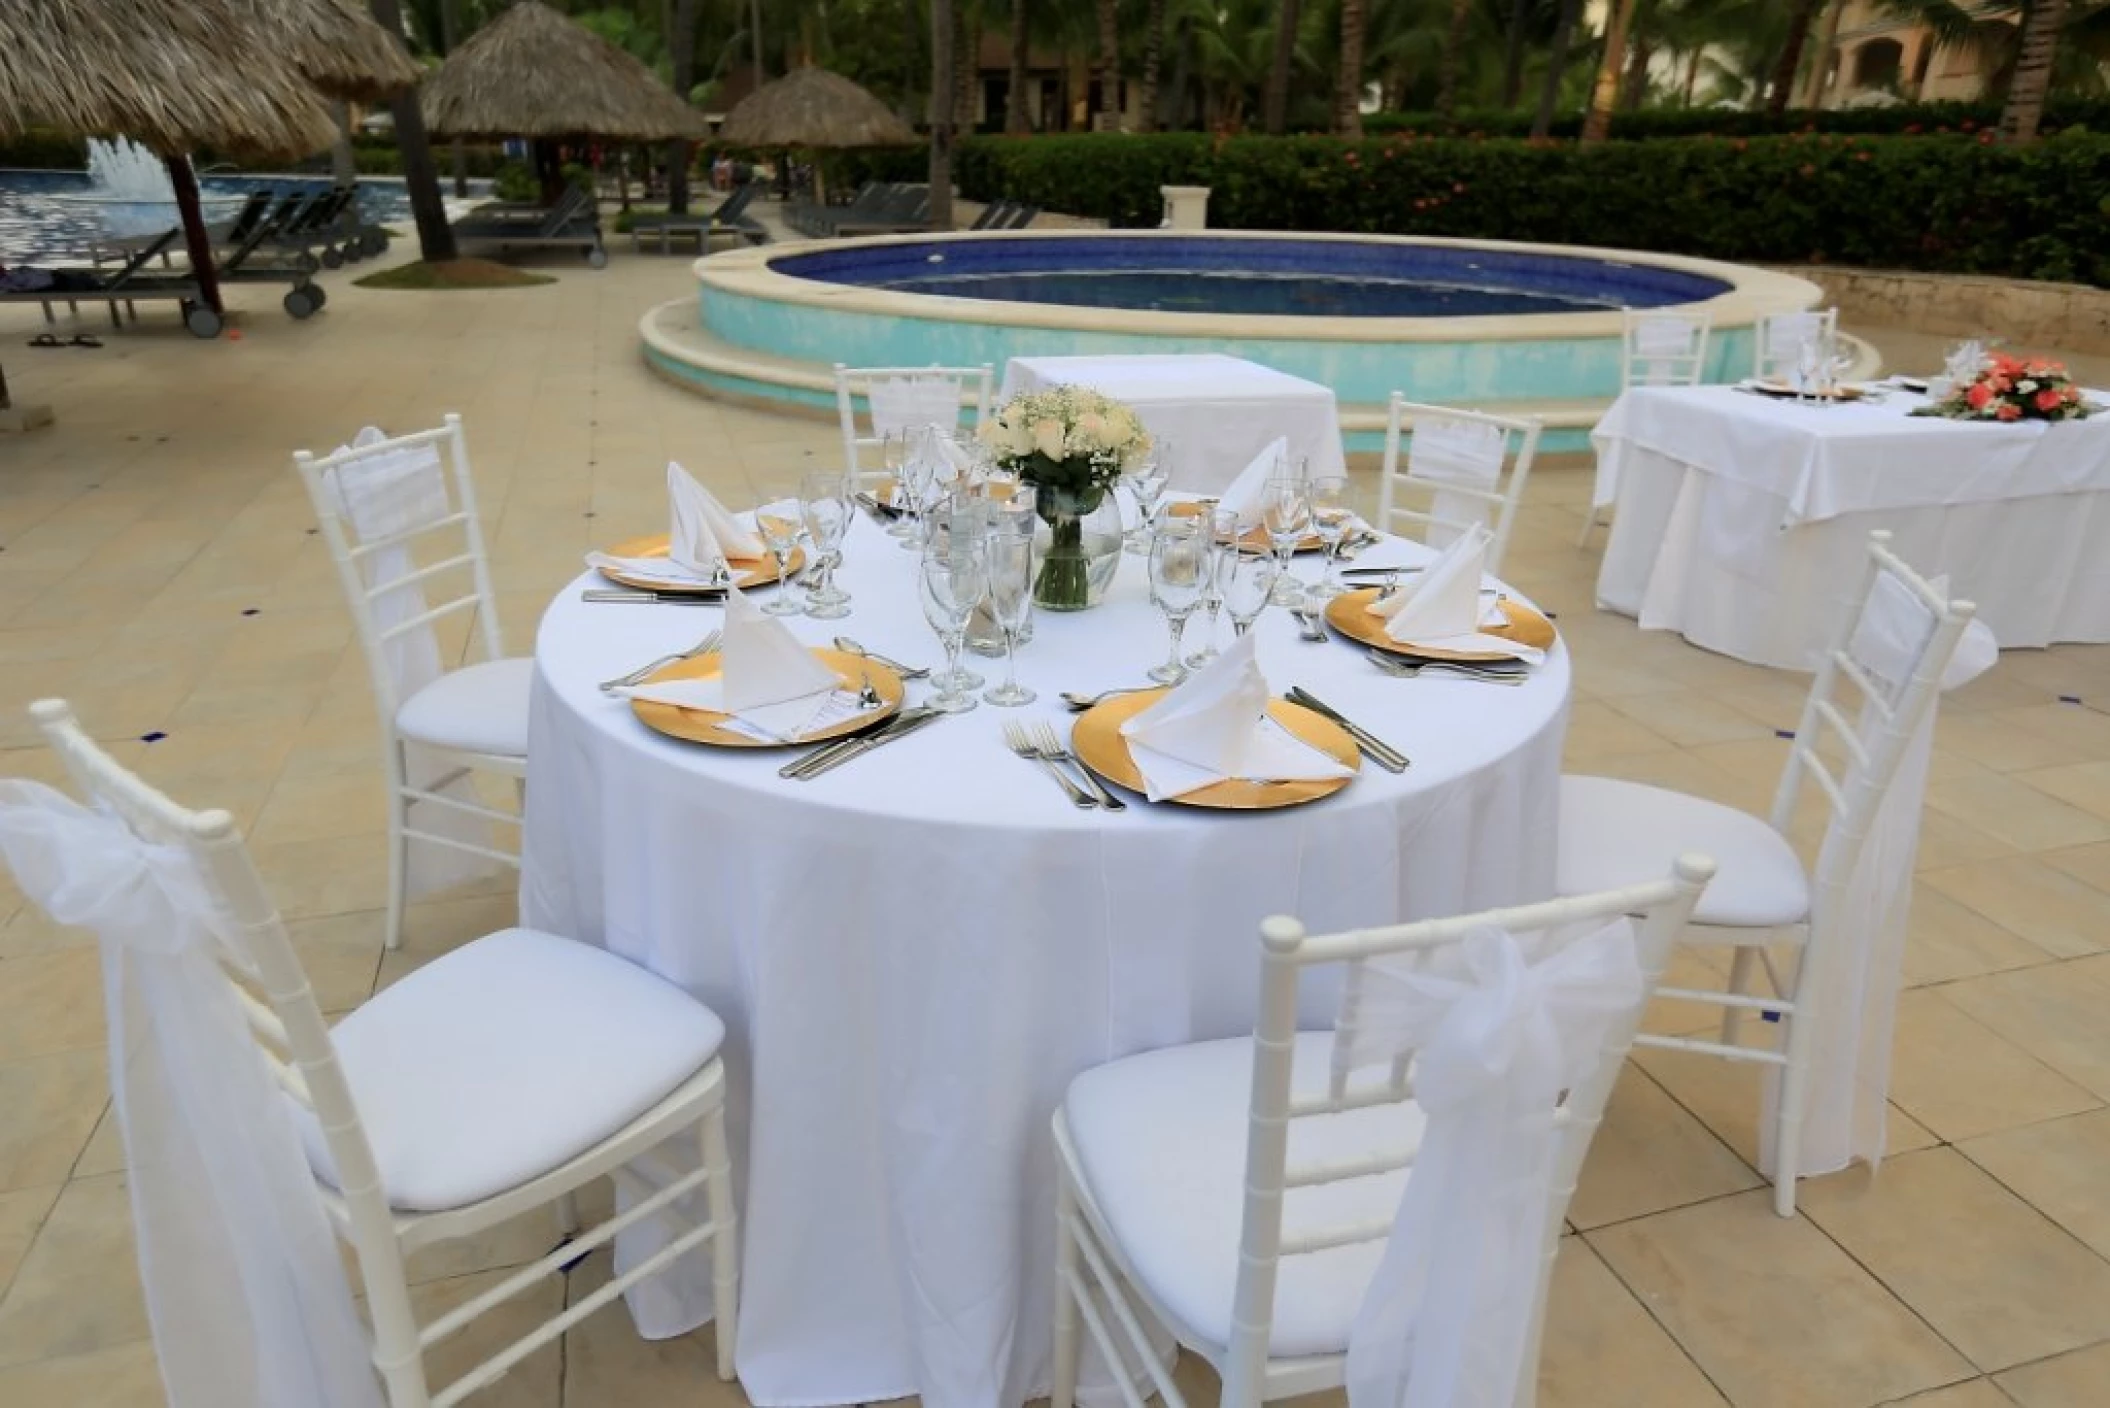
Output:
[1852, 37, 1905, 91]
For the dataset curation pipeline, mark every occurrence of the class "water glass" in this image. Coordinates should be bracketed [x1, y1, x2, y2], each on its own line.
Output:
[1221, 548, 1279, 637]
[1121, 457, 1172, 554]
[897, 426, 944, 550]
[1306, 476, 1354, 598]
[919, 542, 988, 714]
[880, 429, 914, 539]
[1146, 518, 1208, 684]
[1185, 501, 1234, 668]
[925, 501, 987, 689]
[981, 534, 1037, 707]
[752, 477, 807, 616]
[1261, 474, 1311, 606]
[798, 469, 853, 619]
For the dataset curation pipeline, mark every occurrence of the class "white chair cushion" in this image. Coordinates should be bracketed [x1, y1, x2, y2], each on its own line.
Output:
[300, 928, 724, 1212]
[1062, 1032, 1425, 1359]
[394, 657, 533, 757]
[1559, 774, 1809, 928]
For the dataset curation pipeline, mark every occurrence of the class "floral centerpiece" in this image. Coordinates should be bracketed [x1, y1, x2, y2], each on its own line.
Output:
[1918, 353, 2093, 423]
[980, 385, 1153, 610]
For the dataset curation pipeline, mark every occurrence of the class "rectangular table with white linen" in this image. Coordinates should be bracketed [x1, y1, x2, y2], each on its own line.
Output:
[1000, 353, 1348, 494]
[1593, 384, 2110, 669]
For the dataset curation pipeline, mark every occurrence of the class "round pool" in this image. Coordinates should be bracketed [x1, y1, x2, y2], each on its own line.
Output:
[643, 229, 1824, 449]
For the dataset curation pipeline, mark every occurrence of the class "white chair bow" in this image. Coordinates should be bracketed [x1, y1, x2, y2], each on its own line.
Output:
[0, 781, 383, 1408]
[1339, 919, 1643, 1408]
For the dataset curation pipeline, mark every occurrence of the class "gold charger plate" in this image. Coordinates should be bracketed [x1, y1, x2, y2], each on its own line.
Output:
[1324, 588, 1558, 664]
[595, 531, 806, 594]
[1071, 690, 1360, 810]
[629, 648, 902, 748]
[1166, 499, 1324, 553]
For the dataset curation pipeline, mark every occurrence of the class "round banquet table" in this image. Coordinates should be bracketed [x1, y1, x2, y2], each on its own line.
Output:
[520, 513, 1572, 1408]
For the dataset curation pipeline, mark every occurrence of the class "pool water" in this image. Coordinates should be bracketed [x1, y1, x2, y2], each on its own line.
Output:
[773, 235, 1732, 319]
[0, 169, 471, 258]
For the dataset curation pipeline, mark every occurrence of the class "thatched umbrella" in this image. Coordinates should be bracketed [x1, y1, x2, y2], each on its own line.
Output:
[718, 66, 915, 209]
[244, 0, 423, 105]
[422, 1, 710, 143]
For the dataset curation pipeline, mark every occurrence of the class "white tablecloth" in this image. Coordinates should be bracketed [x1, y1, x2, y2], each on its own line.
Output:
[1594, 385, 2110, 669]
[1000, 354, 1348, 493]
[521, 515, 1570, 1408]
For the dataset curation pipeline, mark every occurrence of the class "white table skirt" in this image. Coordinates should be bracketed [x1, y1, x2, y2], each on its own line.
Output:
[1000, 354, 1348, 494]
[1594, 387, 2110, 669]
[522, 516, 1569, 1408]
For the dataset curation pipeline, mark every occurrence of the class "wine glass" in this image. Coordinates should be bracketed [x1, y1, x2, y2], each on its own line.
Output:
[798, 469, 853, 619]
[1306, 476, 1355, 598]
[1185, 501, 1234, 668]
[980, 533, 1036, 707]
[1794, 337, 1824, 404]
[1121, 456, 1172, 554]
[752, 476, 807, 617]
[919, 542, 988, 714]
[1221, 547, 1279, 638]
[1261, 474, 1311, 606]
[897, 426, 943, 550]
[926, 500, 987, 691]
[1146, 518, 1208, 684]
[880, 429, 914, 540]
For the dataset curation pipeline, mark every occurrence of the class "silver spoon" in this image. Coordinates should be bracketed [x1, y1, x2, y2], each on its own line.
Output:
[834, 635, 931, 679]
[1060, 686, 1157, 711]
[598, 629, 723, 692]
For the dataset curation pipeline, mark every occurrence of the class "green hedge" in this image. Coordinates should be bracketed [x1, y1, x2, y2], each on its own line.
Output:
[1356, 98, 2109, 140]
[955, 130, 2110, 286]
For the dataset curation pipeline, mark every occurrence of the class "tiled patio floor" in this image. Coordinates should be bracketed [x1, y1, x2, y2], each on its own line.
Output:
[2, 248, 2107, 1408]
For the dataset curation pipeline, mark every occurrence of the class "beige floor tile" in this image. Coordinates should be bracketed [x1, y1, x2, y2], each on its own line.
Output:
[1901, 885, 2058, 987]
[1885, 988, 2101, 1142]
[1921, 856, 2110, 960]
[1801, 1148, 2110, 1371]
[0, 1184, 61, 1297]
[1994, 1340, 2110, 1407]
[1633, 1040, 1938, 1172]
[0, 1338, 166, 1407]
[1924, 773, 2110, 855]
[70, 1108, 123, 1181]
[1535, 1236, 1729, 1406]
[1938, 956, 2110, 1101]
[1602, 686, 1780, 749]
[2039, 841, 2110, 897]
[561, 1248, 743, 1406]
[282, 909, 388, 1011]
[0, 1176, 146, 1368]
[0, 951, 105, 1063]
[399, 1267, 562, 1408]
[1587, 1189, 1972, 1407]
[1959, 1110, 2110, 1262]
[1990, 702, 2110, 759]
[1887, 1380, 2022, 1406]
[1568, 1066, 1761, 1229]
[0, 1050, 106, 1193]
[2013, 760, 2110, 824]
[248, 832, 393, 922]
[1933, 711, 2077, 774]
[1560, 699, 1679, 764]
[373, 889, 524, 991]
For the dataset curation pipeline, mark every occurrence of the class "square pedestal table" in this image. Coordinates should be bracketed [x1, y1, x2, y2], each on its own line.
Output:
[1592, 384, 2110, 670]
[999, 354, 1348, 494]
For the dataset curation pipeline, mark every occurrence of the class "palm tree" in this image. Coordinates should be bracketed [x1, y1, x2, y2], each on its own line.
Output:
[1581, 0, 1638, 140]
[1138, 0, 1168, 129]
[1766, 0, 1821, 113]
[369, 0, 457, 261]
[1533, 0, 1584, 135]
[1339, 0, 1369, 133]
[932, 0, 957, 228]
[1435, 0, 1472, 116]
[2002, 0, 2068, 138]
[666, 0, 701, 215]
[1007, 0, 1032, 131]
[1501, 0, 1532, 104]
[1263, 0, 1302, 132]
[1095, 0, 1121, 126]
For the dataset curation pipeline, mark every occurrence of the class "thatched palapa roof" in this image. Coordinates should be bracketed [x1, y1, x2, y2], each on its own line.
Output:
[421, 1, 708, 142]
[241, 0, 421, 104]
[718, 66, 916, 149]
[0, 0, 339, 157]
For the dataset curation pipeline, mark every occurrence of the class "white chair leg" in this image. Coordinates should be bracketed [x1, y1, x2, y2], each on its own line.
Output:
[701, 1103, 740, 1382]
[1574, 502, 1604, 547]
[554, 1191, 580, 1235]
[384, 787, 411, 953]
[1051, 1167, 1081, 1408]
[1771, 983, 1819, 1217]
[1720, 945, 1759, 1046]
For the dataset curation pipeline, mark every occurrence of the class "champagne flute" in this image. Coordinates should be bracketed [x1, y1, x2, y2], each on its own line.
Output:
[1121, 456, 1172, 555]
[926, 500, 987, 690]
[981, 533, 1037, 707]
[1146, 518, 1208, 684]
[798, 469, 853, 619]
[920, 542, 988, 714]
[1221, 547, 1279, 638]
[1261, 474, 1310, 607]
[752, 476, 806, 617]
[880, 429, 913, 540]
[1185, 501, 1234, 668]
[898, 426, 943, 551]
[1306, 475, 1354, 598]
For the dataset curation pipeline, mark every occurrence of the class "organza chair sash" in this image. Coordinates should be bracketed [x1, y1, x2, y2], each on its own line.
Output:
[0, 782, 382, 1408]
[1407, 416, 1506, 551]
[1632, 317, 1700, 384]
[1336, 919, 1643, 1408]
[867, 376, 961, 437]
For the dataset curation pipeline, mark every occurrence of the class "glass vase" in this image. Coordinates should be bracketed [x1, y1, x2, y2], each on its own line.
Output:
[1031, 485, 1123, 612]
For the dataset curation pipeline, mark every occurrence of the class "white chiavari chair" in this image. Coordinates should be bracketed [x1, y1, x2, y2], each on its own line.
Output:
[1754, 307, 1840, 382]
[13, 699, 741, 1408]
[1050, 857, 1714, 1408]
[292, 416, 528, 951]
[1577, 310, 1714, 546]
[832, 363, 994, 480]
[1377, 397, 1542, 576]
[1556, 532, 1979, 1215]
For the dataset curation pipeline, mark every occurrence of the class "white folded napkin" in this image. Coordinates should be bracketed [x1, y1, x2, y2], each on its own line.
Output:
[1366, 524, 1545, 664]
[583, 462, 767, 587]
[1118, 632, 1354, 801]
[1216, 437, 1290, 521]
[619, 588, 846, 740]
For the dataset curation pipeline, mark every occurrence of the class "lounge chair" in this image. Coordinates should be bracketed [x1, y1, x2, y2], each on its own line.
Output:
[628, 182, 764, 253]
[1000, 203, 1040, 230]
[834, 186, 931, 237]
[451, 184, 607, 268]
[967, 200, 1014, 231]
[793, 182, 899, 238]
[0, 231, 209, 333]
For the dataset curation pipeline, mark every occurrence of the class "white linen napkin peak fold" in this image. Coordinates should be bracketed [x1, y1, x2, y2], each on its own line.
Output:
[1118, 631, 1353, 801]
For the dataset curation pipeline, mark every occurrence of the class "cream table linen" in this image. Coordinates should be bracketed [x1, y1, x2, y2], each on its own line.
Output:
[1000, 354, 1348, 494]
[521, 517, 1569, 1408]
[1593, 385, 2110, 669]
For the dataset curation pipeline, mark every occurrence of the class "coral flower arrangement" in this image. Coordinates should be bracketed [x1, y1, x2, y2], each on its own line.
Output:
[1923, 353, 2092, 423]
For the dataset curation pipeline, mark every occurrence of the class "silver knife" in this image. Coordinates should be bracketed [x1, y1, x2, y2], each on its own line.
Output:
[1285, 688, 1411, 772]
[583, 588, 725, 605]
[793, 709, 943, 779]
[777, 708, 926, 779]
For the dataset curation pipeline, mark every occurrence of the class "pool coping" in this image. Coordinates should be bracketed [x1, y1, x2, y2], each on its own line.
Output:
[693, 229, 1823, 343]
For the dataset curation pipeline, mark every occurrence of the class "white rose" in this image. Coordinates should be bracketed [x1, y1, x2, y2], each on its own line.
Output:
[2019, 379, 2038, 393]
[1005, 421, 1035, 456]
[1076, 411, 1109, 448]
[1032, 418, 1067, 461]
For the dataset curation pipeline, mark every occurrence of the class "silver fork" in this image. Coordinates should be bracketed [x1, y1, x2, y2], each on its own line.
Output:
[1002, 721, 1096, 808]
[600, 629, 722, 692]
[1364, 649, 1527, 685]
[1030, 720, 1126, 812]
